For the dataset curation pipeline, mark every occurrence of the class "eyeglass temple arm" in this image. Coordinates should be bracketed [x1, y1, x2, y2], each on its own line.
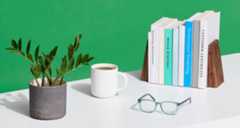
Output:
[137, 93, 156, 102]
[177, 97, 191, 106]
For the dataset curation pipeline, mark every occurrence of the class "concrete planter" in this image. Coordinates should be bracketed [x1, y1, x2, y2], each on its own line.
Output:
[29, 80, 67, 120]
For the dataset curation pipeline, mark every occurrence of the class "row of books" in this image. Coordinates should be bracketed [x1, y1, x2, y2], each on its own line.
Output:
[148, 11, 220, 88]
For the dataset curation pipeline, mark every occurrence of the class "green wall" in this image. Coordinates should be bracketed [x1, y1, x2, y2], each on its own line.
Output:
[0, 0, 240, 92]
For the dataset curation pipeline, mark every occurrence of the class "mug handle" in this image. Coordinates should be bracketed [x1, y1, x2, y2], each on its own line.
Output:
[117, 72, 128, 92]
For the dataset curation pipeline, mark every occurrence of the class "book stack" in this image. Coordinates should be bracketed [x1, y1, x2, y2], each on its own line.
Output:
[147, 11, 221, 88]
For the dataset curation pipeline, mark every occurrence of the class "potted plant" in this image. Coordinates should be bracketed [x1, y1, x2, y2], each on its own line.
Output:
[6, 34, 94, 120]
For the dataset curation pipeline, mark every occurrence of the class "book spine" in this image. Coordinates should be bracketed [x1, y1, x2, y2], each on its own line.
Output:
[172, 26, 179, 86]
[164, 29, 173, 85]
[192, 21, 201, 88]
[148, 31, 155, 83]
[198, 21, 208, 88]
[178, 25, 185, 86]
[150, 29, 163, 84]
[184, 21, 193, 87]
[159, 29, 165, 85]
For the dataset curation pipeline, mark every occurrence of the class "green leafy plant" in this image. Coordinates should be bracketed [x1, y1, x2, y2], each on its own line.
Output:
[6, 34, 94, 87]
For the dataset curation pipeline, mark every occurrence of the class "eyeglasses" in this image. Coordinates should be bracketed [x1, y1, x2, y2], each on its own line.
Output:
[137, 93, 191, 115]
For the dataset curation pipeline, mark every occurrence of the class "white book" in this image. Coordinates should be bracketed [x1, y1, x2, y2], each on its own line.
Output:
[148, 31, 154, 83]
[178, 23, 185, 86]
[172, 23, 180, 86]
[148, 18, 173, 84]
[197, 11, 221, 88]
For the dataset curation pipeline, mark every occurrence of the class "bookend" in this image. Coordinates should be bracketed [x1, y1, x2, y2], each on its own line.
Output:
[141, 41, 148, 81]
[207, 40, 224, 87]
[141, 39, 224, 88]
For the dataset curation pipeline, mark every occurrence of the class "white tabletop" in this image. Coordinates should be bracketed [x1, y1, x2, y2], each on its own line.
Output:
[1, 53, 240, 128]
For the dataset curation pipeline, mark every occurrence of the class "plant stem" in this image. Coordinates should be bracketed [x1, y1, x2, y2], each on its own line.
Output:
[35, 79, 40, 87]
[41, 75, 45, 87]
[60, 77, 64, 85]
[54, 76, 61, 84]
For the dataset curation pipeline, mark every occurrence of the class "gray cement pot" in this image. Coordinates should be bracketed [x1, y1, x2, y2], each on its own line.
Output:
[29, 80, 67, 120]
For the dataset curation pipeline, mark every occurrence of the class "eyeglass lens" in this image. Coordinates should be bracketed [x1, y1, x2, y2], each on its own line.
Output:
[139, 99, 156, 113]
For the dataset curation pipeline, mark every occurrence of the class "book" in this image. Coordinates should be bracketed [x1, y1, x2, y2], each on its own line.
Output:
[184, 21, 193, 87]
[192, 20, 201, 88]
[172, 24, 179, 86]
[142, 11, 223, 88]
[164, 28, 173, 85]
[148, 31, 154, 83]
[190, 13, 206, 88]
[197, 11, 221, 88]
[178, 23, 185, 86]
[149, 18, 175, 84]
[184, 13, 203, 87]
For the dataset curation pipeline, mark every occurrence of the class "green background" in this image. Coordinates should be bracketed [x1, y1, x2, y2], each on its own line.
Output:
[0, 0, 239, 93]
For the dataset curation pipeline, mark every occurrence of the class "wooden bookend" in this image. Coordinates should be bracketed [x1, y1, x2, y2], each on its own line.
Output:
[141, 42, 148, 81]
[207, 40, 224, 88]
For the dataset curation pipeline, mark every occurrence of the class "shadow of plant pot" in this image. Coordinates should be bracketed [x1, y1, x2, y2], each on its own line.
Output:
[29, 81, 67, 120]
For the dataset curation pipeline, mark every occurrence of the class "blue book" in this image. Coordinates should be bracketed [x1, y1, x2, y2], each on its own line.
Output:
[164, 29, 173, 85]
[184, 21, 193, 87]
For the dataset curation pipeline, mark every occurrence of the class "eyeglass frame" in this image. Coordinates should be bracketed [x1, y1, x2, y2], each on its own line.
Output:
[137, 93, 191, 115]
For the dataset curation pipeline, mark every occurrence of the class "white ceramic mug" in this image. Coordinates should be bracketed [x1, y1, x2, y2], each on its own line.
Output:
[90, 63, 128, 98]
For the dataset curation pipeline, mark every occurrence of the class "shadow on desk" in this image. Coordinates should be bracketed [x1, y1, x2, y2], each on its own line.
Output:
[0, 93, 29, 117]
[128, 71, 141, 80]
[71, 82, 92, 97]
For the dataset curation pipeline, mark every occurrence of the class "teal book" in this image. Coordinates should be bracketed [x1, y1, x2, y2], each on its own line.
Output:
[164, 29, 173, 85]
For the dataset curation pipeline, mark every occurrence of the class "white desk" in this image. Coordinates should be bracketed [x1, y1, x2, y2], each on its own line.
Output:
[1, 54, 240, 128]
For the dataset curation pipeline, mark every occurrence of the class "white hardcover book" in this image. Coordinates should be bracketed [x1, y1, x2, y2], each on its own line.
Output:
[148, 31, 154, 83]
[198, 20, 208, 89]
[172, 24, 179, 86]
[149, 18, 172, 84]
[197, 11, 220, 88]
[178, 24, 185, 86]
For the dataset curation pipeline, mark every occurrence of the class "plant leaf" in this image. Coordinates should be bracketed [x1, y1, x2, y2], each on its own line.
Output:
[26, 40, 31, 55]
[35, 45, 40, 62]
[30, 64, 41, 78]
[74, 34, 81, 50]
[83, 54, 89, 61]
[68, 58, 74, 70]
[11, 40, 18, 49]
[27, 54, 33, 62]
[75, 54, 82, 67]
[6, 47, 16, 51]
[38, 56, 45, 73]
[48, 67, 52, 77]
[44, 55, 51, 70]
[18, 38, 22, 51]
[59, 55, 67, 75]
[68, 44, 74, 60]
[50, 46, 58, 58]
[20, 51, 25, 56]
[87, 56, 94, 62]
